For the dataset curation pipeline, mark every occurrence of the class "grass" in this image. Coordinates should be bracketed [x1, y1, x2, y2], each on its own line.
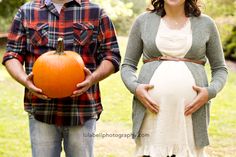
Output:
[0, 56, 30, 156]
[0, 37, 236, 157]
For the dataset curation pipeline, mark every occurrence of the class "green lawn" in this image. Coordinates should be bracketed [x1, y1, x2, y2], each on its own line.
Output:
[0, 37, 236, 157]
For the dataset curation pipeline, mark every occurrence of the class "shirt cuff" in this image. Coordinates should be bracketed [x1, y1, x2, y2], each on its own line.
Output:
[104, 57, 120, 73]
[206, 86, 217, 100]
[2, 52, 24, 65]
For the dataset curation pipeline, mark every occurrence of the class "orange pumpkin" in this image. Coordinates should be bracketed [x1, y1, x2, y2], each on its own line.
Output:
[32, 38, 85, 98]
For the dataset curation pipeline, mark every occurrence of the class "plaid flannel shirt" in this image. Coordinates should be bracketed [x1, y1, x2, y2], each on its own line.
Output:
[2, 0, 121, 126]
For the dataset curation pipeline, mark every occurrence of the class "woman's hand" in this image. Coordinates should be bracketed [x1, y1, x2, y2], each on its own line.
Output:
[71, 67, 94, 97]
[25, 73, 50, 100]
[185, 85, 209, 116]
[135, 84, 159, 114]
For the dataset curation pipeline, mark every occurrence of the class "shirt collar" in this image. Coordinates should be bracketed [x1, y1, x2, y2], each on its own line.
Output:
[40, 0, 82, 8]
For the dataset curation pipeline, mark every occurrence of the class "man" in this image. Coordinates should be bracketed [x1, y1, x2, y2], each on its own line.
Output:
[2, 0, 121, 156]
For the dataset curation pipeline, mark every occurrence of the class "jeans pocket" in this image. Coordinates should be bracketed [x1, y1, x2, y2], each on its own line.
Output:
[73, 22, 94, 46]
[28, 23, 49, 47]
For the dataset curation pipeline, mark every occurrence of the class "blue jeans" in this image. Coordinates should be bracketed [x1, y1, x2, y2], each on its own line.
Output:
[28, 114, 96, 157]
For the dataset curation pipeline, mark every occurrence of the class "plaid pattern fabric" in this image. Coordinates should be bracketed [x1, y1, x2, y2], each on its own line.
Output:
[2, 0, 121, 126]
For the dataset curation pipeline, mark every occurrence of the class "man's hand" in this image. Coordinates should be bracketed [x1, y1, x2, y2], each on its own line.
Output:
[25, 73, 50, 100]
[185, 85, 209, 116]
[135, 84, 159, 114]
[71, 67, 94, 97]
[5, 59, 49, 100]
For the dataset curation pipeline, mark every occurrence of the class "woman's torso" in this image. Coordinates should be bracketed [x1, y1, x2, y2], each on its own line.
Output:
[148, 18, 196, 106]
[135, 18, 207, 157]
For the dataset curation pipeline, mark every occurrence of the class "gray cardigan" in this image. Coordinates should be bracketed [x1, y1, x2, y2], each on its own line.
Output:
[121, 12, 228, 148]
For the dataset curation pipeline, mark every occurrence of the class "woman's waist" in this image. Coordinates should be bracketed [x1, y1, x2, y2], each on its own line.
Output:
[143, 56, 206, 65]
[137, 58, 208, 88]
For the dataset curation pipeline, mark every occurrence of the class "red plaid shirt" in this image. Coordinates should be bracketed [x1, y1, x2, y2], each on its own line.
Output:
[2, 0, 121, 126]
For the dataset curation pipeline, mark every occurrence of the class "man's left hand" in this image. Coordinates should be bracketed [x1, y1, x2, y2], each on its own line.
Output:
[71, 67, 94, 97]
[185, 85, 209, 116]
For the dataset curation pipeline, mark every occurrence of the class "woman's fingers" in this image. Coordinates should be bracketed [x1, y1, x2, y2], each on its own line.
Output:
[135, 84, 159, 114]
[144, 84, 154, 90]
[145, 102, 159, 114]
[192, 85, 201, 93]
[145, 93, 159, 111]
[185, 85, 209, 116]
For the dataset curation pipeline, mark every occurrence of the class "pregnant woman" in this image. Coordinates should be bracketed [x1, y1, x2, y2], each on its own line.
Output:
[121, 0, 228, 157]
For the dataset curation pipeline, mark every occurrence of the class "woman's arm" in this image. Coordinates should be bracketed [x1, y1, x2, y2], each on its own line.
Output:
[121, 16, 143, 94]
[121, 15, 159, 113]
[205, 18, 228, 100]
[185, 17, 228, 115]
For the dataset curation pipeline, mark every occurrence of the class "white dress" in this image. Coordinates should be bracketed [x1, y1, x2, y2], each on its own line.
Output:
[135, 18, 207, 157]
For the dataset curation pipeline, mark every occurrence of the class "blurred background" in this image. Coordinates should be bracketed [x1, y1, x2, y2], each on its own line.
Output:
[0, 0, 236, 157]
[0, 0, 236, 58]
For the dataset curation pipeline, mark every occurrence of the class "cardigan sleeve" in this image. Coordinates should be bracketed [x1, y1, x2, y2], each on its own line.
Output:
[121, 16, 144, 94]
[206, 18, 228, 100]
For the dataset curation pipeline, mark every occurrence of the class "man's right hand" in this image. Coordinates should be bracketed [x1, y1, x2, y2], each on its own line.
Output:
[25, 72, 50, 100]
[135, 84, 159, 114]
[5, 59, 49, 100]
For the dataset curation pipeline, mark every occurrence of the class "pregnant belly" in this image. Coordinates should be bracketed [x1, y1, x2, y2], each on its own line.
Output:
[142, 61, 197, 145]
[148, 61, 197, 106]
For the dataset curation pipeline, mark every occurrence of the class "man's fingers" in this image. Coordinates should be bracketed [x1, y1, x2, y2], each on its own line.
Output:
[71, 87, 88, 97]
[76, 81, 88, 88]
[26, 72, 43, 93]
[31, 85, 42, 93]
[27, 72, 34, 80]
[72, 90, 83, 96]
[84, 67, 92, 76]
[32, 92, 50, 100]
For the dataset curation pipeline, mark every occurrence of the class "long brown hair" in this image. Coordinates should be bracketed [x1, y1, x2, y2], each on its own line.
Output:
[147, 0, 201, 17]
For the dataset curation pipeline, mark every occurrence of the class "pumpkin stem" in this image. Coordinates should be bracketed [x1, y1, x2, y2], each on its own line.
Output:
[56, 37, 65, 55]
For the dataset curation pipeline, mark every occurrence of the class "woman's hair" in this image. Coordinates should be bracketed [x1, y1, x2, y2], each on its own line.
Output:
[147, 0, 201, 17]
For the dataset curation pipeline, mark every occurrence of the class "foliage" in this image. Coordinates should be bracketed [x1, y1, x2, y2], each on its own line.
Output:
[202, 0, 236, 60]
[0, 0, 27, 17]
[223, 26, 236, 60]
[121, 0, 147, 16]
[202, 0, 236, 18]
[0, 0, 28, 32]
[92, 0, 134, 35]
[0, 18, 12, 33]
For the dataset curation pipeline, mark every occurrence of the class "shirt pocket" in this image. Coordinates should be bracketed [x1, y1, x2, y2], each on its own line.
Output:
[73, 22, 95, 46]
[28, 23, 49, 47]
